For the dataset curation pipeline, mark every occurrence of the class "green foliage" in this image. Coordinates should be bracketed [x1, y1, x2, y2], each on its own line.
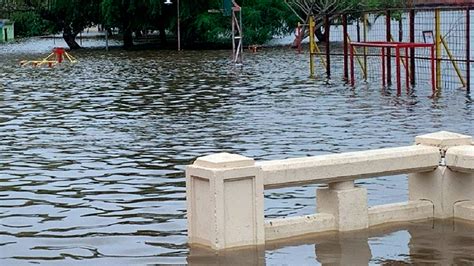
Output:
[101, 0, 163, 30]
[4, 0, 411, 48]
[364, 0, 407, 9]
[189, 0, 297, 45]
[44, 0, 100, 34]
[194, 12, 228, 43]
[241, 0, 298, 44]
[10, 10, 53, 37]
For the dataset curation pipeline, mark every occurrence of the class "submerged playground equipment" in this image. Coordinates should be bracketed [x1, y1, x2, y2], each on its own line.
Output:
[303, 2, 472, 94]
[186, 131, 474, 250]
[20, 47, 77, 67]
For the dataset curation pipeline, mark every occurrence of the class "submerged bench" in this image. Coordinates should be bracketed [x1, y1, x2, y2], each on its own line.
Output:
[185, 131, 474, 250]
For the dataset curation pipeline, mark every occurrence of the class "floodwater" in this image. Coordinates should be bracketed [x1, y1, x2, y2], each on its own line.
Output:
[0, 39, 473, 265]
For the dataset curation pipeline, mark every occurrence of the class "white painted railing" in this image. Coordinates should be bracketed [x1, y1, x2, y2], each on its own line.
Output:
[186, 131, 474, 250]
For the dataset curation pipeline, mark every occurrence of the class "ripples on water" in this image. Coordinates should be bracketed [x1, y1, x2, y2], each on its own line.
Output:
[0, 44, 473, 264]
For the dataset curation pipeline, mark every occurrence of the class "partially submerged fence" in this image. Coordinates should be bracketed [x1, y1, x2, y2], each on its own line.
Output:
[309, 6, 473, 93]
[186, 131, 474, 250]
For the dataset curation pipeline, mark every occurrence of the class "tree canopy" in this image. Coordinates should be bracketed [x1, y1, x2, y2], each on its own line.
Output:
[1, 0, 408, 49]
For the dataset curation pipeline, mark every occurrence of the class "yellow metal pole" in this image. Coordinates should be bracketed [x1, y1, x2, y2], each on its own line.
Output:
[440, 36, 466, 87]
[435, 9, 441, 89]
[309, 16, 316, 78]
[313, 41, 327, 69]
[363, 13, 368, 81]
[347, 35, 366, 79]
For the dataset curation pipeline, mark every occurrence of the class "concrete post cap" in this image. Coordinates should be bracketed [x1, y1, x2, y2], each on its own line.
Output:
[193, 152, 255, 169]
[415, 131, 472, 149]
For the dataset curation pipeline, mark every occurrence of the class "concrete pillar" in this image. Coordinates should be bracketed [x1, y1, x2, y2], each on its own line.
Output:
[409, 131, 473, 219]
[186, 152, 264, 250]
[187, 246, 264, 265]
[315, 231, 372, 266]
[317, 180, 369, 231]
[407, 219, 474, 265]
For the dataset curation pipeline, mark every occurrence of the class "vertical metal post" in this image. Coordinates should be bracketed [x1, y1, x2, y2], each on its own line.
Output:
[396, 47, 401, 95]
[309, 16, 315, 78]
[435, 9, 441, 90]
[105, 27, 109, 51]
[232, 8, 235, 61]
[350, 43, 355, 86]
[325, 15, 331, 79]
[239, 8, 243, 63]
[386, 10, 392, 85]
[363, 13, 368, 81]
[382, 47, 386, 87]
[409, 9, 416, 85]
[343, 14, 349, 82]
[405, 47, 410, 91]
[467, 7, 471, 92]
[431, 45, 436, 94]
[177, 0, 181, 51]
[231, 1, 243, 64]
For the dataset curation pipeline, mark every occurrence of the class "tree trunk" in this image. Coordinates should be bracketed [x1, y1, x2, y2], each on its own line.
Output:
[159, 26, 167, 45]
[123, 28, 133, 49]
[315, 26, 325, 42]
[157, 15, 167, 45]
[63, 27, 81, 49]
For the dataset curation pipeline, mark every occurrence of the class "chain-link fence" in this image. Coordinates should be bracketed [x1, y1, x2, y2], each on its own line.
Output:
[311, 6, 472, 93]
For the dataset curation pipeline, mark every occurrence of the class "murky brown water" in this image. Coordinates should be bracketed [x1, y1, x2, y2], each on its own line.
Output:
[0, 41, 473, 264]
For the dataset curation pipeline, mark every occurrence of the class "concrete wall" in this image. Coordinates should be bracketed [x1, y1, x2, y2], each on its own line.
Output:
[186, 131, 474, 250]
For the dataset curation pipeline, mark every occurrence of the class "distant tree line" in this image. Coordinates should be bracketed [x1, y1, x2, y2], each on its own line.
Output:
[0, 0, 406, 49]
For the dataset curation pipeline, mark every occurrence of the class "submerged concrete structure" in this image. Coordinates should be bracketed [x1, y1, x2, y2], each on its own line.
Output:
[186, 131, 474, 250]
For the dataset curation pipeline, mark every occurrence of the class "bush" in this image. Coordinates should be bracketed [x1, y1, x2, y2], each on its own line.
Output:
[10, 11, 53, 37]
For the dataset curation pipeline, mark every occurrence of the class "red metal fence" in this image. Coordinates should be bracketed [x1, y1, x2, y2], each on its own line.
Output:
[311, 5, 473, 93]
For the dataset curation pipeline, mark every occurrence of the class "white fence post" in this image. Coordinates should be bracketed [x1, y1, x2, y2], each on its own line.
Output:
[186, 152, 264, 250]
[317, 180, 369, 231]
[409, 131, 473, 219]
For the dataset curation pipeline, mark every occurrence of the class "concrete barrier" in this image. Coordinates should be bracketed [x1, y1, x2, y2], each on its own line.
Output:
[186, 131, 474, 250]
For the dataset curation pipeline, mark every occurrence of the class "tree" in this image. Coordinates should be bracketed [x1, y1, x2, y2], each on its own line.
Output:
[284, 0, 360, 43]
[44, 0, 100, 49]
[189, 0, 297, 46]
[10, 10, 52, 37]
[101, 0, 164, 49]
[284, 0, 406, 43]
[241, 0, 299, 45]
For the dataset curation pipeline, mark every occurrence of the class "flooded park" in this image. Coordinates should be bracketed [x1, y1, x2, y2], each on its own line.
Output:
[0, 33, 473, 264]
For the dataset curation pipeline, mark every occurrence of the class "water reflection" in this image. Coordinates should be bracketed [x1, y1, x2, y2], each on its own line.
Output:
[188, 219, 474, 265]
[0, 46, 473, 264]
